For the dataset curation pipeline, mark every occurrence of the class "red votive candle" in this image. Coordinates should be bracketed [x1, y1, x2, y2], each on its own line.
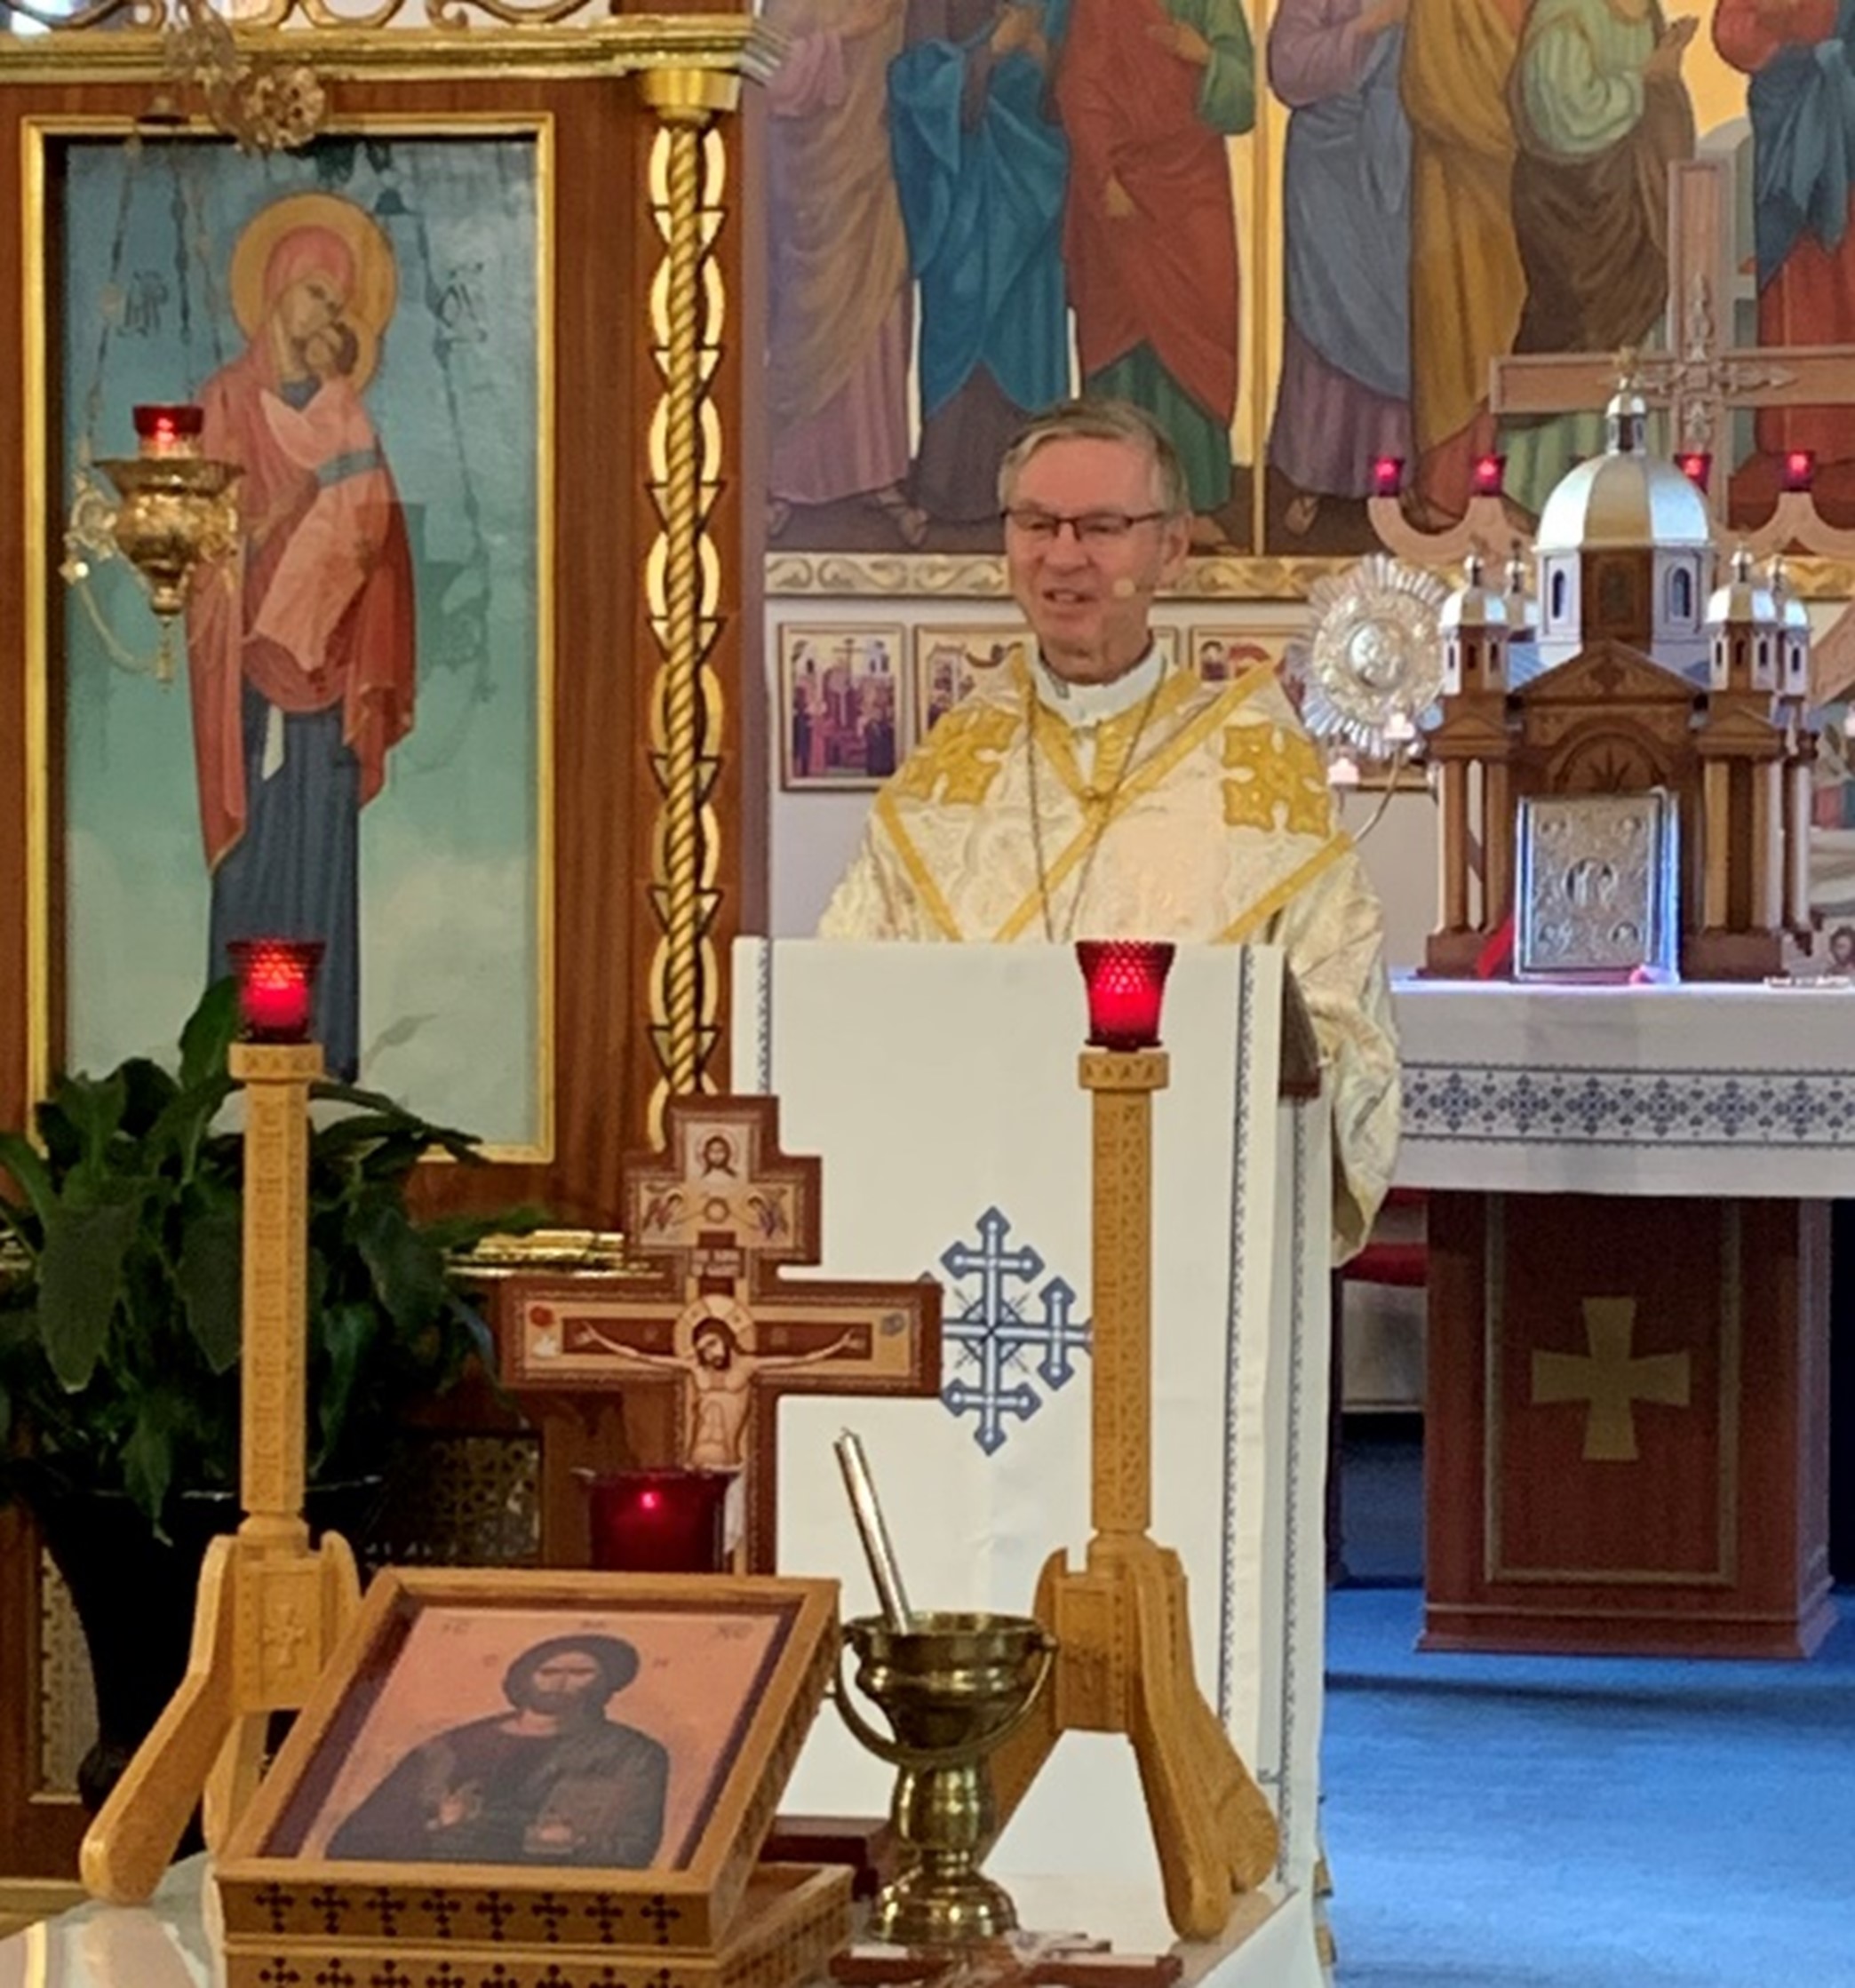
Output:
[227, 938, 323, 1043]
[1371, 455, 1404, 499]
[1783, 449, 1817, 493]
[586, 1470, 734, 1574]
[1676, 451, 1712, 492]
[1076, 940, 1175, 1052]
[1471, 453, 1506, 498]
[132, 403, 204, 457]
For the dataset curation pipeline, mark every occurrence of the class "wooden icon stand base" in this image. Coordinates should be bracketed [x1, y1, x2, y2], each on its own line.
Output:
[985, 1050, 1278, 1944]
[80, 1041, 363, 1905]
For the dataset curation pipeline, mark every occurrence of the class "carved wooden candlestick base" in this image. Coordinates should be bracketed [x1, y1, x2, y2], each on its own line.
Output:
[80, 1041, 362, 1905]
[984, 1048, 1278, 1943]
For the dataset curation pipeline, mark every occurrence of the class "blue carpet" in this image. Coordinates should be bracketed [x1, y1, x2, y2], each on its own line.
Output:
[1321, 1586, 1855, 1986]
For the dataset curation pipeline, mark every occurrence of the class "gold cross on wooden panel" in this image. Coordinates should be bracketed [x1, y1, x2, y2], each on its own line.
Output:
[496, 1093, 942, 1571]
[1532, 1296, 1691, 1463]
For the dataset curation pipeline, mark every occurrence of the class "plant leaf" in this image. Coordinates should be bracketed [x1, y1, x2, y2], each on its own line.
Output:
[314, 1300, 378, 1467]
[52, 1072, 129, 1181]
[33, 1095, 84, 1176]
[308, 1112, 431, 1159]
[39, 1192, 143, 1392]
[120, 1396, 177, 1536]
[117, 1058, 180, 1140]
[0, 1133, 56, 1229]
[179, 979, 240, 1093]
[310, 1082, 484, 1165]
[447, 1292, 496, 1372]
[148, 1072, 237, 1188]
[177, 1199, 243, 1376]
[353, 1200, 449, 1332]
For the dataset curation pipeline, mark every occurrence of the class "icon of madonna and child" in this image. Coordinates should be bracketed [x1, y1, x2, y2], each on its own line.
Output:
[183, 191, 416, 1079]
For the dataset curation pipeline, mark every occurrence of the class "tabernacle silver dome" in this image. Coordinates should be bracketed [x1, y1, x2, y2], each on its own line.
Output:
[1534, 389, 1713, 553]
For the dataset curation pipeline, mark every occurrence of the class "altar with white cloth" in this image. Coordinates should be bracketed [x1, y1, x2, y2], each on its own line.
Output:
[1391, 976, 1855, 1658]
[732, 941, 1334, 1988]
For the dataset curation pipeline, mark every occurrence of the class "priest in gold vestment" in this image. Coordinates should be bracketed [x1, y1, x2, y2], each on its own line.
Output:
[820, 400, 1400, 1259]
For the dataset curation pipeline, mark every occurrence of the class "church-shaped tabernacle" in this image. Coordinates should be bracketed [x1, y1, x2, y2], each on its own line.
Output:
[1426, 387, 1819, 981]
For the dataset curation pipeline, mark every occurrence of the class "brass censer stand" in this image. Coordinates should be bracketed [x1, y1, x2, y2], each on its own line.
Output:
[832, 1435, 1053, 1947]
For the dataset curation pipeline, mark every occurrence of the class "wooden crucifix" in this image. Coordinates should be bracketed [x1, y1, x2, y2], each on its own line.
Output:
[494, 1094, 941, 1572]
[1490, 157, 1855, 510]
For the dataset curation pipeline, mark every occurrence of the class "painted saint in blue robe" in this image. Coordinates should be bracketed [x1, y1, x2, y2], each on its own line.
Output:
[888, 0, 1073, 523]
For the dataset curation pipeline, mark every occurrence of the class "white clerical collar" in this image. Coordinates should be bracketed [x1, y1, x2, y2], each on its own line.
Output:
[1032, 642, 1167, 727]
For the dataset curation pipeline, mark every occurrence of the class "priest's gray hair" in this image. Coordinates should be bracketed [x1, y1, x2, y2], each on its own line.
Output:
[997, 398, 1190, 521]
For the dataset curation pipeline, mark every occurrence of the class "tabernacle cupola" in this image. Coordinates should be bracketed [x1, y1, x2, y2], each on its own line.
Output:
[1440, 552, 1509, 696]
[1533, 385, 1712, 674]
[1502, 540, 1538, 644]
[1705, 546, 1779, 695]
[1771, 557, 1813, 706]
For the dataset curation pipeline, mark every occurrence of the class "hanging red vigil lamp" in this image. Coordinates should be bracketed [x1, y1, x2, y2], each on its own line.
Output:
[131, 402, 206, 458]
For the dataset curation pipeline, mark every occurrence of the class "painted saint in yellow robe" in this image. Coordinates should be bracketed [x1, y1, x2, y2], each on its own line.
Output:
[1400, 0, 1527, 523]
[819, 649, 1401, 1261]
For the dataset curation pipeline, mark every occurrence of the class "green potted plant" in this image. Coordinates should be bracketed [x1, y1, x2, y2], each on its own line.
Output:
[0, 977, 538, 1807]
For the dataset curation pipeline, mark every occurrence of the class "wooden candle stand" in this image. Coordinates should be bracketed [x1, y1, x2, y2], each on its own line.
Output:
[985, 1048, 1278, 1942]
[80, 1040, 362, 1905]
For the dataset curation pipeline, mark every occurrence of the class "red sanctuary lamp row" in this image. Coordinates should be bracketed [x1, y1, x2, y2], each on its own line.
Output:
[1676, 449, 1814, 492]
[1372, 451, 1819, 501]
[1369, 453, 1508, 501]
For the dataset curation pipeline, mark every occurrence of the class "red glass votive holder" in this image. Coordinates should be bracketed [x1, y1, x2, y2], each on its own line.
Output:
[1471, 453, 1506, 498]
[1783, 449, 1817, 493]
[1676, 451, 1711, 492]
[227, 937, 324, 1043]
[1371, 455, 1404, 499]
[132, 403, 205, 457]
[1076, 939, 1175, 1052]
[586, 1469, 734, 1574]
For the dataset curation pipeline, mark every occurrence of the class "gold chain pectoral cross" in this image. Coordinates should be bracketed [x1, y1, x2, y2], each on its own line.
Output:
[1532, 1296, 1692, 1463]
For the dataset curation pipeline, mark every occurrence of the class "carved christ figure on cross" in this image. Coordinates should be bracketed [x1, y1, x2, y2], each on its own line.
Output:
[580, 1294, 855, 1469]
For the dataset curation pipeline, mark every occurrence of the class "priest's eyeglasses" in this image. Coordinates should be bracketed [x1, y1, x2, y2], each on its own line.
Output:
[1001, 507, 1166, 545]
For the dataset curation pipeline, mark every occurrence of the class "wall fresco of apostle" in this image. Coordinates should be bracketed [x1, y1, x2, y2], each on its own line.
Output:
[762, 0, 1855, 561]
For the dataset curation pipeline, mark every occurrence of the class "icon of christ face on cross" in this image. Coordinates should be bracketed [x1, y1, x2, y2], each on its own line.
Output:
[495, 1095, 943, 1571]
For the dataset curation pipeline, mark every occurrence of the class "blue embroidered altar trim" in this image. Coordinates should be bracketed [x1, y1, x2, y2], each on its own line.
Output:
[1404, 1062, 1855, 1149]
[1274, 1101, 1310, 1882]
[753, 939, 774, 1094]
[1217, 948, 1255, 1728]
[935, 1206, 1090, 1455]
